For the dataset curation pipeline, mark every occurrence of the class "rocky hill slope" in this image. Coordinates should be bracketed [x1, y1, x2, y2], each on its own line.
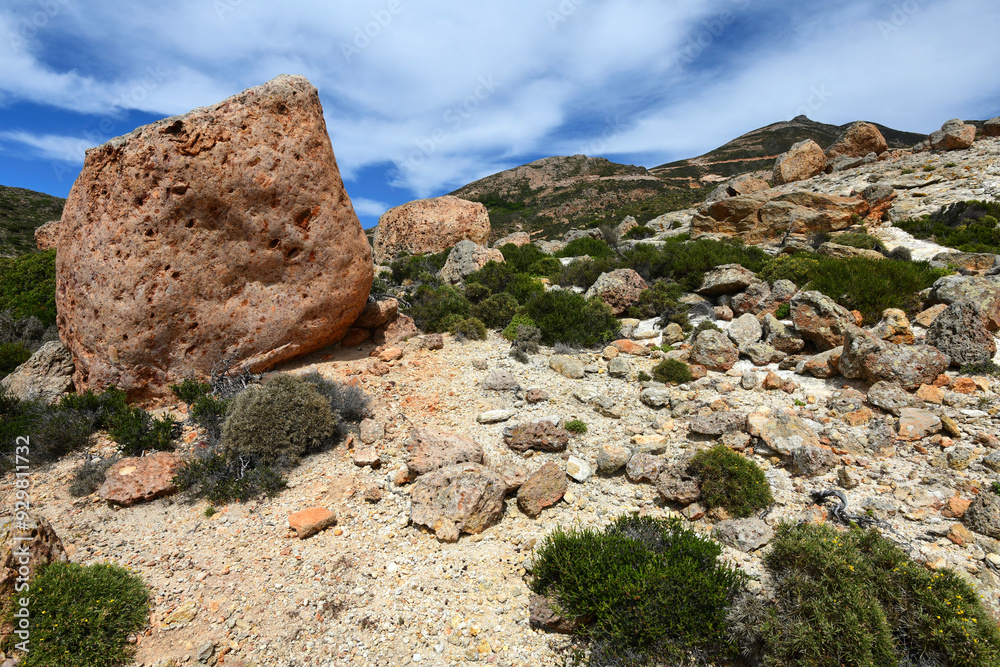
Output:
[0, 185, 64, 257]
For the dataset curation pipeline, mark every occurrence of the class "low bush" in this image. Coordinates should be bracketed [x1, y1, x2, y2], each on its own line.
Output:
[895, 200, 1000, 254]
[471, 292, 519, 328]
[169, 377, 212, 404]
[406, 284, 471, 333]
[525, 291, 619, 348]
[554, 256, 617, 290]
[888, 245, 912, 262]
[530, 514, 746, 665]
[300, 371, 372, 423]
[758, 254, 823, 286]
[564, 419, 587, 434]
[651, 359, 692, 385]
[555, 236, 614, 259]
[2, 560, 150, 666]
[622, 225, 656, 240]
[462, 281, 492, 303]
[499, 242, 548, 273]
[389, 249, 450, 286]
[502, 314, 537, 341]
[621, 237, 769, 291]
[221, 374, 339, 466]
[690, 319, 721, 339]
[0, 249, 57, 325]
[624, 279, 689, 329]
[774, 302, 791, 319]
[466, 261, 544, 304]
[688, 445, 773, 518]
[637, 370, 652, 382]
[527, 256, 562, 277]
[107, 406, 176, 457]
[0, 341, 31, 377]
[729, 522, 1000, 667]
[173, 449, 287, 504]
[69, 455, 119, 497]
[448, 316, 487, 341]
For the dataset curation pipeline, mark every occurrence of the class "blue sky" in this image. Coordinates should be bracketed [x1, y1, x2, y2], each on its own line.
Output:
[1, 0, 999, 229]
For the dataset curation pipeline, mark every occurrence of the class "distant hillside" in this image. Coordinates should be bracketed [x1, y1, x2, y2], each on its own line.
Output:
[0, 185, 65, 257]
[651, 115, 926, 188]
[450, 155, 707, 242]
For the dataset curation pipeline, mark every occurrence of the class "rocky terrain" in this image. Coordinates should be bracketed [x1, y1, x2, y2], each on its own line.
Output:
[0, 186, 64, 258]
[4, 73, 1000, 667]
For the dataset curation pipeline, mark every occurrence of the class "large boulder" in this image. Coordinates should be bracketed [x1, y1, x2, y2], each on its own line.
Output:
[772, 139, 827, 185]
[762, 313, 805, 354]
[985, 117, 1000, 137]
[33, 219, 60, 250]
[926, 301, 996, 367]
[492, 231, 530, 248]
[839, 325, 950, 390]
[0, 341, 74, 402]
[584, 269, 648, 315]
[825, 121, 888, 159]
[697, 264, 759, 295]
[52, 75, 372, 400]
[929, 275, 1000, 331]
[438, 240, 504, 285]
[98, 452, 184, 506]
[689, 329, 739, 371]
[929, 119, 977, 151]
[373, 195, 489, 264]
[791, 291, 855, 351]
[705, 174, 770, 203]
[931, 252, 999, 276]
[405, 427, 484, 478]
[409, 463, 506, 542]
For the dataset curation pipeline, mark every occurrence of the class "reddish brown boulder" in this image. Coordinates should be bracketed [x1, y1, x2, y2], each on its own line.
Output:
[405, 427, 484, 477]
[773, 139, 827, 184]
[98, 451, 183, 506]
[373, 195, 489, 264]
[373, 313, 419, 345]
[409, 463, 506, 542]
[826, 121, 888, 158]
[791, 291, 855, 351]
[689, 329, 738, 371]
[352, 298, 398, 329]
[493, 231, 530, 248]
[33, 219, 60, 250]
[503, 421, 570, 453]
[287, 507, 337, 539]
[53, 75, 372, 400]
[517, 461, 567, 518]
[584, 269, 648, 315]
[929, 119, 976, 151]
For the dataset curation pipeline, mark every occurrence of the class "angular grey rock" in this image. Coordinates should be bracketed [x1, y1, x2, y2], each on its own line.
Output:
[930, 274, 1000, 331]
[712, 518, 775, 551]
[626, 452, 664, 483]
[409, 463, 506, 542]
[741, 371, 759, 390]
[747, 412, 820, 456]
[697, 264, 759, 295]
[476, 409, 515, 424]
[742, 341, 787, 366]
[549, 355, 585, 379]
[929, 118, 976, 151]
[566, 456, 593, 483]
[728, 313, 763, 348]
[640, 387, 672, 408]
[608, 356, 630, 378]
[791, 445, 839, 477]
[0, 340, 74, 403]
[596, 444, 632, 475]
[791, 290, 855, 351]
[985, 117, 1000, 137]
[439, 240, 504, 285]
[866, 381, 917, 417]
[655, 468, 701, 505]
[688, 411, 747, 436]
[828, 387, 866, 414]
[762, 312, 805, 354]
[405, 427, 484, 477]
[481, 369, 519, 390]
[926, 301, 996, 367]
[964, 491, 1000, 539]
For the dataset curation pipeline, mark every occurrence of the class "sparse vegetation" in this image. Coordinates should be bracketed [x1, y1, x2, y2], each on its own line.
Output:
[622, 225, 655, 240]
[729, 522, 1000, 667]
[2, 560, 150, 667]
[688, 445, 773, 518]
[896, 200, 1000, 254]
[774, 302, 791, 319]
[651, 359, 692, 385]
[529, 514, 746, 665]
[68, 455, 119, 497]
[564, 419, 587, 434]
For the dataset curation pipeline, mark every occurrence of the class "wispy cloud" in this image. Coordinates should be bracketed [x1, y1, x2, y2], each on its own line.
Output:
[351, 197, 390, 218]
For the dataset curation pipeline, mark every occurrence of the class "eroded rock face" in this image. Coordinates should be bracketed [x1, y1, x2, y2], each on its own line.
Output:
[926, 301, 996, 366]
[373, 195, 489, 264]
[929, 275, 1000, 331]
[773, 139, 827, 184]
[405, 427, 484, 478]
[0, 341, 74, 402]
[826, 121, 888, 159]
[54, 75, 373, 400]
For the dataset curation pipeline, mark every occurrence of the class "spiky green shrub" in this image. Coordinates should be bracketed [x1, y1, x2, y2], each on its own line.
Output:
[0, 249, 57, 325]
[729, 522, 1000, 667]
[525, 291, 619, 347]
[406, 284, 471, 333]
[554, 255, 617, 290]
[625, 279, 689, 328]
[169, 377, 212, 404]
[471, 292, 519, 328]
[69, 455, 119, 497]
[621, 237, 769, 291]
[463, 281, 492, 303]
[555, 236, 614, 259]
[108, 406, 175, 456]
[688, 445, 772, 518]
[502, 314, 537, 341]
[173, 450, 287, 504]
[651, 359, 692, 385]
[465, 261, 544, 304]
[499, 242, 548, 273]
[527, 257, 562, 277]
[530, 514, 746, 665]
[300, 372, 371, 423]
[509, 325, 541, 364]
[221, 374, 338, 466]
[2, 561, 150, 667]
[388, 248, 451, 285]
[758, 254, 823, 286]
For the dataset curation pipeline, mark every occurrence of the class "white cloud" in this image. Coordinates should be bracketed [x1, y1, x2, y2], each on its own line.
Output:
[351, 197, 390, 217]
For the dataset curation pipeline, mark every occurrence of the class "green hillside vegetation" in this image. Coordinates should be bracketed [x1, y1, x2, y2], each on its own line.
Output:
[0, 185, 65, 257]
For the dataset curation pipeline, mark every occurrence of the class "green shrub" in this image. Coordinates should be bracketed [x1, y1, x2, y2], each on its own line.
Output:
[502, 314, 537, 341]
[108, 407, 175, 456]
[169, 377, 212, 404]
[831, 232, 887, 254]
[462, 281, 492, 303]
[530, 514, 746, 664]
[448, 316, 487, 341]
[690, 319, 721, 339]
[221, 374, 338, 466]
[896, 200, 1000, 253]
[189, 394, 230, 440]
[58, 387, 129, 430]
[0, 391, 105, 468]
[774, 302, 791, 319]
[554, 255, 617, 290]
[624, 279, 689, 328]
[564, 419, 587, 434]
[0, 341, 31, 377]
[389, 249, 450, 285]
[637, 370, 652, 382]
[888, 246, 912, 262]
[300, 371, 372, 423]
[758, 254, 823, 286]
[651, 359, 692, 385]
[173, 449, 287, 504]
[0, 249, 57, 325]
[465, 262, 544, 304]
[69, 455, 119, 497]
[621, 237, 769, 291]
[555, 236, 613, 259]
[499, 242, 548, 273]
[527, 257, 562, 277]
[509, 325, 541, 363]
[471, 292, 519, 328]
[623, 225, 655, 240]
[406, 284, 471, 333]
[730, 523, 1000, 667]
[2, 561, 150, 666]
[688, 445, 772, 518]
[525, 291, 619, 347]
